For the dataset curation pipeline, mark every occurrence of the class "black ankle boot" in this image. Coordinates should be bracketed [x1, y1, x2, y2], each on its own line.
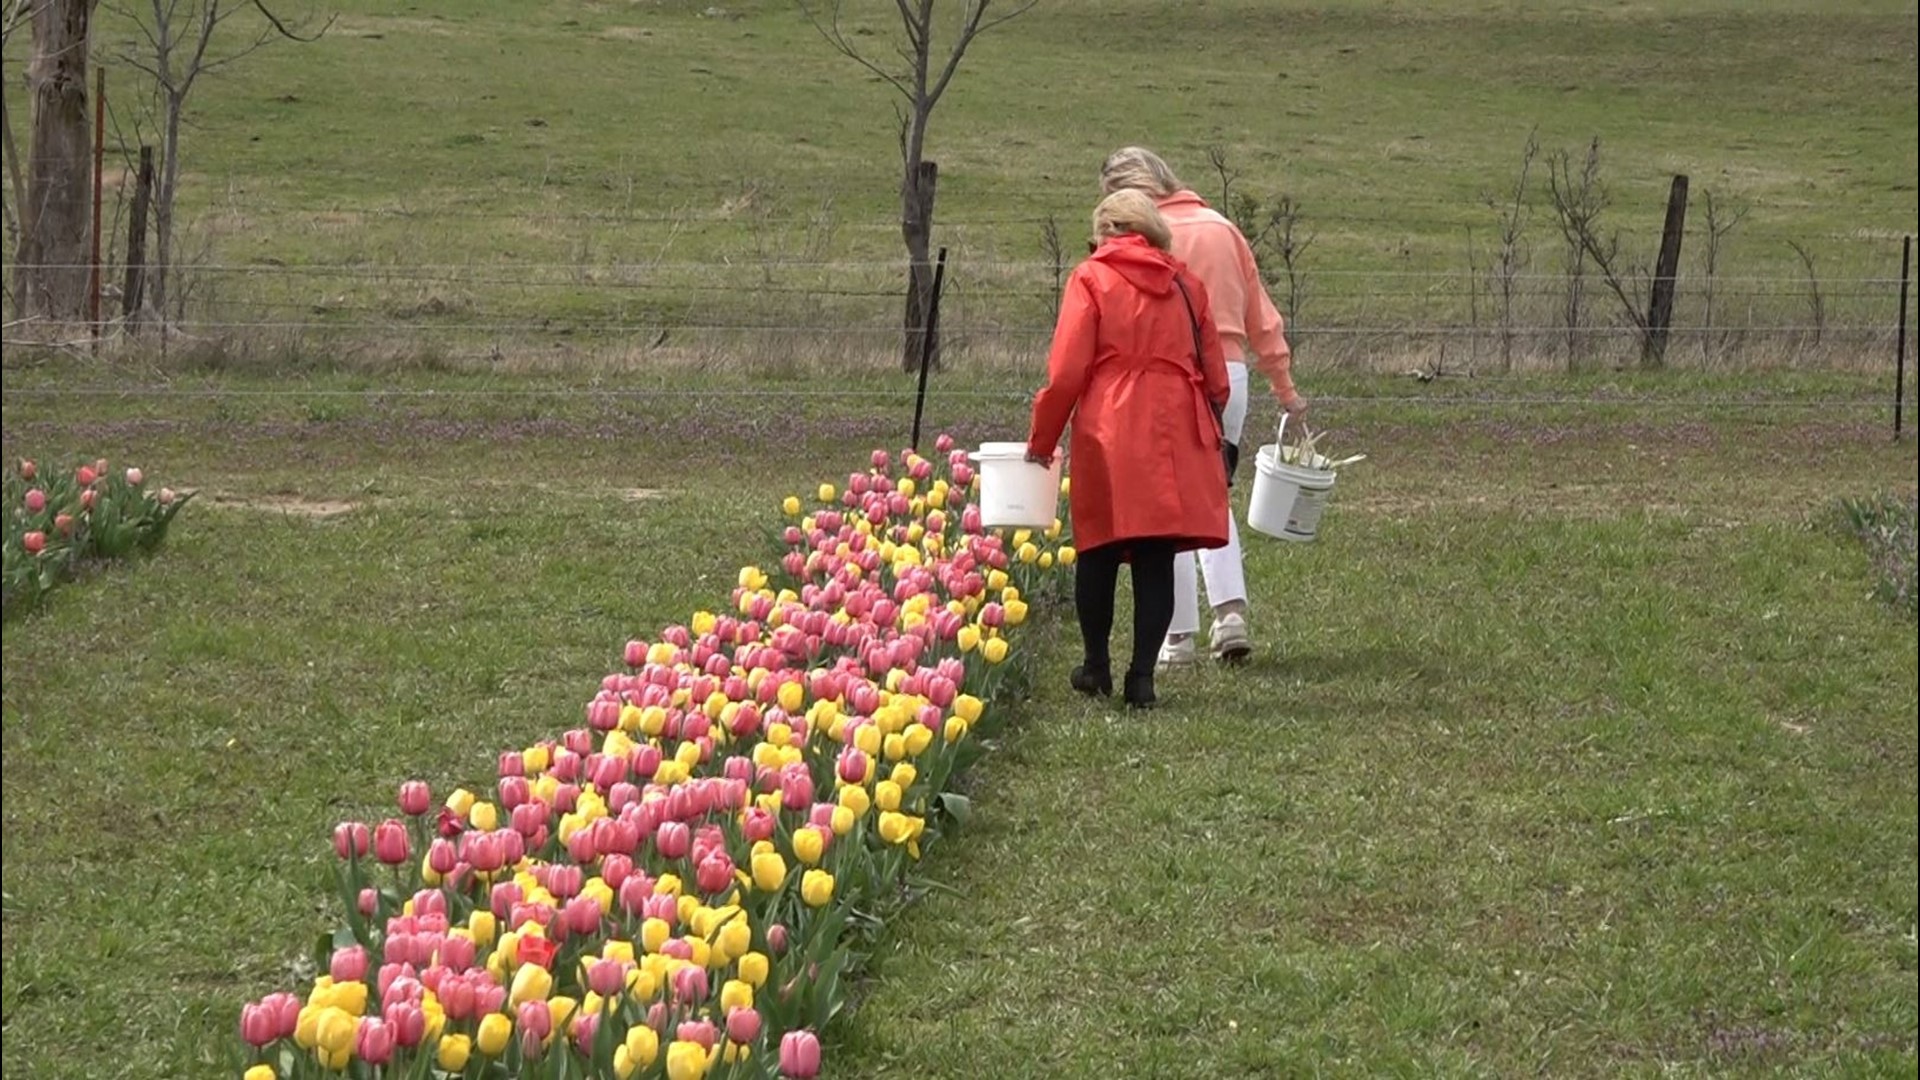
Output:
[1070, 665, 1112, 698]
[1123, 670, 1157, 709]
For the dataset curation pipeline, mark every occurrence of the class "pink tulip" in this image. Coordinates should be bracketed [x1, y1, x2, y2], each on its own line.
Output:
[331, 945, 369, 984]
[563, 895, 601, 936]
[397, 780, 431, 816]
[354, 1017, 395, 1065]
[572, 1011, 602, 1049]
[566, 826, 598, 865]
[438, 933, 476, 971]
[239, 1002, 278, 1047]
[80, 488, 96, 511]
[695, 850, 735, 895]
[490, 880, 523, 919]
[23, 489, 45, 513]
[587, 957, 629, 997]
[618, 874, 652, 917]
[767, 923, 789, 955]
[385, 1001, 426, 1047]
[22, 531, 45, 555]
[643, 892, 678, 924]
[655, 821, 691, 860]
[76, 465, 97, 486]
[17, 460, 34, 481]
[780, 1029, 823, 1078]
[741, 806, 776, 843]
[427, 838, 458, 876]
[727, 1006, 763, 1044]
[625, 639, 647, 667]
[53, 513, 74, 537]
[518, 999, 553, 1041]
[157, 487, 175, 506]
[498, 751, 525, 777]
[358, 888, 378, 917]
[124, 467, 143, 486]
[332, 821, 371, 860]
[677, 1018, 719, 1050]
[546, 864, 583, 898]
[671, 964, 709, 1004]
[372, 819, 410, 865]
[836, 748, 871, 785]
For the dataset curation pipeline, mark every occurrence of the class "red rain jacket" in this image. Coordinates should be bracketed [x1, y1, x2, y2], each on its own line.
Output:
[1026, 234, 1231, 555]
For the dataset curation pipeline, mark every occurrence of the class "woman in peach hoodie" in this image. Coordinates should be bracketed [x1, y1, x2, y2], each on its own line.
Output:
[1100, 146, 1309, 667]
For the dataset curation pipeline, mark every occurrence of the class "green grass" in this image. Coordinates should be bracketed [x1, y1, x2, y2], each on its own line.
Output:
[4, 0, 1915, 369]
[2, 370, 1914, 1077]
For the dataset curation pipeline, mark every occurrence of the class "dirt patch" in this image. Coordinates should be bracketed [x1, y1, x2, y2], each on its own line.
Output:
[202, 492, 361, 518]
[621, 488, 667, 502]
[600, 26, 653, 40]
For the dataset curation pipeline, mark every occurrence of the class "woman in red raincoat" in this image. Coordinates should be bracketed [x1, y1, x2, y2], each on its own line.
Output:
[1026, 190, 1232, 708]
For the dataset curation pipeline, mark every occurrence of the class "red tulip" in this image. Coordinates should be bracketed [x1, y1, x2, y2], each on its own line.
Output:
[22, 531, 46, 555]
[76, 465, 97, 486]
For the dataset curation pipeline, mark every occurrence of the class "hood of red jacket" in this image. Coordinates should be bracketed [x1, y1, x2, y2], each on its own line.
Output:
[1089, 233, 1180, 297]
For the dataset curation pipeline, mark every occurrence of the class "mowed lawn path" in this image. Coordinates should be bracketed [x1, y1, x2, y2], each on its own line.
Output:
[2, 376, 1915, 1077]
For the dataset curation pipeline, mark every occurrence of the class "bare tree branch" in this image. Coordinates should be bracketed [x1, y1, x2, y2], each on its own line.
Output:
[251, 0, 328, 42]
[796, 0, 913, 99]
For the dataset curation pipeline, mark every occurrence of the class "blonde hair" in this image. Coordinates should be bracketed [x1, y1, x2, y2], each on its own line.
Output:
[1100, 145, 1184, 198]
[1092, 189, 1173, 251]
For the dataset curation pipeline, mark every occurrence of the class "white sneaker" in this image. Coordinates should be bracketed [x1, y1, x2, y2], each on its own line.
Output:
[1209, 613, 1252, 663]
[1156, 635, 1198, 670]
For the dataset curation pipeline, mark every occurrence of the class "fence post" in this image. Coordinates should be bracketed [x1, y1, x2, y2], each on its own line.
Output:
[89, 67, 106, 350]
[123, 146, 154, 325]
[1643, 173, 1688, 369]
[909, 247, 950, 453]
[1897, 235, 1911, 438]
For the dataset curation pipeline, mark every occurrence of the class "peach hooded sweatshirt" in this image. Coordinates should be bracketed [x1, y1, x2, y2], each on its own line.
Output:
[1154, 190, 1300, 407]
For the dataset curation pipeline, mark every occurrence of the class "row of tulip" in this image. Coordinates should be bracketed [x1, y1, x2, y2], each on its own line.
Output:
[4, 457, 192, 618]
[236, 437, 1073, 1078]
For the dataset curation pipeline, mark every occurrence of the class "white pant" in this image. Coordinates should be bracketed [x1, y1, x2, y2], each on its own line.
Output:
[1171, 362, 1249, 636]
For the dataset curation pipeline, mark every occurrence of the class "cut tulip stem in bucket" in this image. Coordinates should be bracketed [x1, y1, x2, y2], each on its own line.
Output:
[1247, 414, 1341, 543]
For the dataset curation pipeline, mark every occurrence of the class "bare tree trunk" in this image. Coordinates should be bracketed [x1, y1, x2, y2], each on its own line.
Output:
[153, 90, 183, 322]
[901, 158, 938, 372]
[14, 0, 94, 324]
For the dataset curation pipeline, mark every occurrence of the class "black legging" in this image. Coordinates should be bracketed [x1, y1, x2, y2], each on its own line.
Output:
[1074, 539, 1177, 677]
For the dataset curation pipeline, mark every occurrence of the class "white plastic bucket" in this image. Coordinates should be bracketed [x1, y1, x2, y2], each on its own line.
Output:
[1247, 419, 1337, 543]
[970, 443, 1063, 528]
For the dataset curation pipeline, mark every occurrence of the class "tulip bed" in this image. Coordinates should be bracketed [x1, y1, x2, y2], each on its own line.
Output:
[235, 436, 1075, 1079]
[3, 457, 193, 619]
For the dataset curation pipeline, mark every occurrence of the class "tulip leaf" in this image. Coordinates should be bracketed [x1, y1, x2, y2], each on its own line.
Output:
[937, 791, 973, 825]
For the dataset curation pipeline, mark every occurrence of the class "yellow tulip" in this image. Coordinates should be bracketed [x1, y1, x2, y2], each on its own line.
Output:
[892, 762, 918, 788]
[245, 1066, 275, 1080]
[314, 1006, 356, 1057]
[818, 482, 837, 503]
[548, 995, 579, 1035]
[613, 1045, 639, 1080]
[445, 787, 477, 817]
[1004, 599, 1029, 626]
[509, 962, 553, 1006]
[1017, 541, 1040, 564]
[469, 801, 498, 831]
[792, 826, 826, 865]
[782, 495, 802, 516]
[852, 723, 882, 757]
[1060, 475, 1072, 495]
[1058, 545, 1077, 566]
[944, 717, 970, 744]
[956, 625, 981, 653]
[982, 637, 1010, 664]
[476, 1013, 512, 1057]
[903, 724, 934, 756]
[874, 780, 903, 812]
[318, 1047, 350, 1072]
[987, 568, 1010, 592]
[738, 951, 770, 987]
[1045, 517, 1063, 539]
[327, 980, 368, 1017]
[625, 1023, 661, 1067]
[801, 869, 836, 907]
[719, 978, 754, 1013]
[1039, 551, 1055, 569]
[837, 783, 871, 817]
[655, 873, 683, 896]
[830, 805, 857, 836]
[665, 1040, 709, 1080]
[642, 916, 672, 953]
[749, 850, 787, 893]
[718, 913, 753, 959]
[953, 694, 984, 722]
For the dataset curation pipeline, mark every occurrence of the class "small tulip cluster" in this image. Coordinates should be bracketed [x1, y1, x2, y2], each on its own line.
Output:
[236, 436, 1073, 1078]
[4, 456, 192, 617]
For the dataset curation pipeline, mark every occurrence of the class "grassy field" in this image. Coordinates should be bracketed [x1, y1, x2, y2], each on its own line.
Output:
[1, 366, 1914, 1077]
[4, 0, 1916, 368]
